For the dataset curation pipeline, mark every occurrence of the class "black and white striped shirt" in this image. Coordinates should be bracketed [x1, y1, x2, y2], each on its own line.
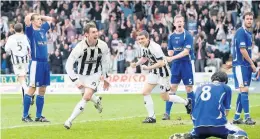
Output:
[142, 41, 171, 77]
[4, 33, 30, 65]
[66, 39, 110, 82]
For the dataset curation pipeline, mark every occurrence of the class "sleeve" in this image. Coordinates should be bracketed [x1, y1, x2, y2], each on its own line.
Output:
[41, 22, 51, 33]
[65, 44, 82, 83]
[4, 38, 14, 54]
[153, 45, 164, 60]
[184, 33, 193, 49]
[223, 85, 232, 110]
[237, 30, 246, 48]
[25, 24, 33, 38]
[167, 35, 173, 50]
[101, 44, 110, 78]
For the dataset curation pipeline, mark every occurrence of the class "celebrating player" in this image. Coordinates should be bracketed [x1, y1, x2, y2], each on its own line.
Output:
[131, 30, 191, 123]
[64, 22, 110, 129]
[170, 71, 248, 139]
[22, 13, 53, 122]
[4, 23, 33, 104]
[163, 15, 195, 120]
[232, 11, 256, 125]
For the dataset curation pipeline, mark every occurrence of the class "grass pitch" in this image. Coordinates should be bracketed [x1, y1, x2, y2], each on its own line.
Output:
[1, 93, 260, 139]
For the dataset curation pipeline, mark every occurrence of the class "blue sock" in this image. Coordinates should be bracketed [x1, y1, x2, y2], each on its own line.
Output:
[187, 91, 195, 110]
[23, 94, 32, 118]
[165, 101, 173, 115]
[240, 92, 250, 119]
[36, 95, 44, 118]
[234, 94, 242, 120]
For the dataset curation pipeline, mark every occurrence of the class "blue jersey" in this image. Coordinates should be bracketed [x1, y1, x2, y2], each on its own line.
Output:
[192, 82, 232, 127]
[232, 27, 252, 67]
[26, 22, 50, 61]
[167, 30, 195, 63]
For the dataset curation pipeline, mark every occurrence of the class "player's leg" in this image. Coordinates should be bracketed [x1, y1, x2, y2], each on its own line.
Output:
[226, 123, 248, 139]
[64, 87, 95, 129]
[22, 61, 37, 122]
[163, 62, 181, 120]
[182, 61, 195, 110]
[234, 66, 255, 125]
[142, 73, 157, 123]
[17, 76, 27, 103]
[35, 61, 50, 122]
[232, 66, 243, 124]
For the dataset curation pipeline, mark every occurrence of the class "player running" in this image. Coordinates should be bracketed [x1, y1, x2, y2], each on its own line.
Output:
[64, 22, 110, 129]
[163, 14, 195, 120]
[22, 13, 53, 122]
[232, 11, 256, 125]
[4, 23, 35, 105]
[131, 30, 191, 123]
[170, 71, 248, 139]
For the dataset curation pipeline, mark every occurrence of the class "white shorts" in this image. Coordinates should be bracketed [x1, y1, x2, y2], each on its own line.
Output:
[78, 72, 102, 90]
[13, 63, 28, 76]
[146, 73, 171, 92]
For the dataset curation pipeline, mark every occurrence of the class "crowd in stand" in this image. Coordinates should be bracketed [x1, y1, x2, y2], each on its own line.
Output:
[1, 1, 260, 77]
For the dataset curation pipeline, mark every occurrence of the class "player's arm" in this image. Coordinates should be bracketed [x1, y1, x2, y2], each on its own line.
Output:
[131, 49, 148, 68]
[25, 13, 35, 26]
[4, 38, 14, 55]
[101, 44, 110, 80]
[240, 48, 256, 70]
[41, 15, 54, 26]
[223, 85, 232, 116]
[65, 44, 82, 86]
[168, 34, 193, 62]
[167, 35, 174, 57]
[143, 45, 166, 70]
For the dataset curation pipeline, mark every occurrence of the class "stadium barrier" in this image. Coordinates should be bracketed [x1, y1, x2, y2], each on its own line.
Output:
[0, 73, 259, 94]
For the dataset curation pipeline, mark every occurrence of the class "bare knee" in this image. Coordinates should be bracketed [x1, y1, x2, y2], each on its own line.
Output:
[185, 86, 193, 93]
[28, 87, 36, 96]
[82, 87, 94, 101]
[239, 87, 249, 93]
[171, 84, 178, 92]
[38, 87, 47, 96]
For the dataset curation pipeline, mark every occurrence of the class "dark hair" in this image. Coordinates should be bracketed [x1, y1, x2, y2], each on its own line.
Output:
[211, 71, 228, 84]
[30, 13, 40, 21]
[137, 30, 149, 38]
[84, 22, 97, 33]
[14, 23, 23, 33]
[243, 11, 254, 19]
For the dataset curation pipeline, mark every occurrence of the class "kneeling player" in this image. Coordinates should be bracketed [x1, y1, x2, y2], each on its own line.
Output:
[64, 22, 110, 129]
[169, 71, 248, 139]
[131, 30, 191, 123]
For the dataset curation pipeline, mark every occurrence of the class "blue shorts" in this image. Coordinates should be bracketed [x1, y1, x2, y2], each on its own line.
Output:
[171, 60, 194, 85]
[28, 60, 50, 87]
[232, 66, 252, 89]
[191, 124, 247, 139]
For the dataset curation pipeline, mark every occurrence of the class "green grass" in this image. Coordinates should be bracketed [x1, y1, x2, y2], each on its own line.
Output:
[1, 93, 260, 139]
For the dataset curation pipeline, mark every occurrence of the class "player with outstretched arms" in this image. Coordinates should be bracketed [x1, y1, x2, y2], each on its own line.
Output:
[232, 11, 256, 125]
[22, 13, 53, 122]
[170, 71, 248, 139]
[64, 22, 110, 129]
[163, 14, 195, 120]
[131, 30, 191, 123]
[4, 23, 33, 104]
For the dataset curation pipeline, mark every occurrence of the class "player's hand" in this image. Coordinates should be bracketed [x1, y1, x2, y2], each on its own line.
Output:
[130, 63, 137, 68]
[224, 61, 232, 70]
[166, 56, 174, 62]
[103, 80, 110, 91]
[142, 65, 149, 70]
[251, 64, 257, 73]
[76, 81, 85, 89]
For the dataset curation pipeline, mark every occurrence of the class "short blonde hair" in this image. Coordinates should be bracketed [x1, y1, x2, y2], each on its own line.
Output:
[84, 22, 97, 33]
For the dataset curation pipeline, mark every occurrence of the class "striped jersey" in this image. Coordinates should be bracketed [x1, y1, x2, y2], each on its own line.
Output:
[5, 33, 30, 65]
[66, 38, 110, 81]
[141, 41, 171, 77]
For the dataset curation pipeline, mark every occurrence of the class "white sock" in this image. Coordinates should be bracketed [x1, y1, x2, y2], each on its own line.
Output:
[68, 99, 87, 122]
[90, 94, 98, 104]
[169, 95, 188, 105]
[20, 80, 28, 93]
[144, 95, 155, 119]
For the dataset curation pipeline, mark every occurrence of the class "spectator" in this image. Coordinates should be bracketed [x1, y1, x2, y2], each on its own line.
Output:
[49, 49, 63, 74]
[116, 40, 126, 74]
[217, 39, 230, 64]
[195, 34, 207, 72]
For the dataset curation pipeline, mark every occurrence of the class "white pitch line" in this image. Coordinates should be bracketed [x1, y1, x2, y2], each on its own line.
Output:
[2, 105, 260, 129]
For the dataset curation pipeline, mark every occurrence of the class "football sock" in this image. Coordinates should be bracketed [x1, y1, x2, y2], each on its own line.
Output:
[68, 99, 87, 122]
[23, 94, 32, 118]
[187, 91, 195, 109]
[36, 95, 44, 118]
[169, 95, 188, 105]
[90, 93, 98, 104]
[234, 93, 242, 120]
[241, 92, 250, 119]
[144, 95, 155, 119]
[165, 92, 175, 115]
